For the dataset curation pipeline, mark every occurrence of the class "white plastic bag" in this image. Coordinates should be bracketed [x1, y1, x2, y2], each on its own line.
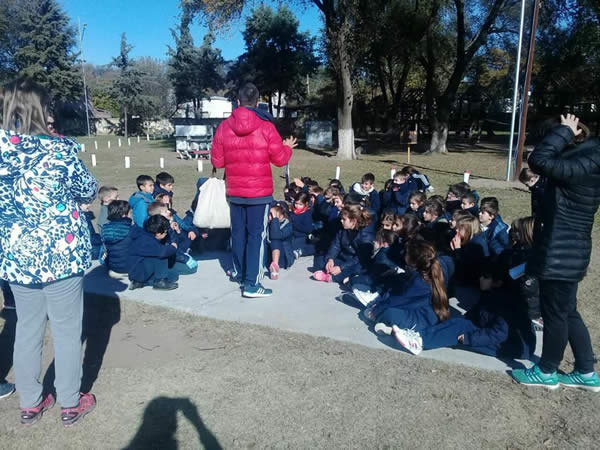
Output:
[193, 178, 231, 229]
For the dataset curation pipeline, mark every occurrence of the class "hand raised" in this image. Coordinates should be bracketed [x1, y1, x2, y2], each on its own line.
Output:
[283, 136, 298, 149]
[560, 114, 583, 137]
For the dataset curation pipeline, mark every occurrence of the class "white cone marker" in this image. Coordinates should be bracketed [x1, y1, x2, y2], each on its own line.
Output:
[335, 166, 341, 180]
[160, 157, 164, 169]
[463, 170, 471, 184]
[390, 167, 396, 179]
[91, 154, 97, 166]
[81, 144, 86, 152]
[128, 138, 131, 146]
[108, 141, 111, 149]
[94, 140, 98, 150]
[118, 138, 122, 147]
[197, 159, 203, 172]
[125, 156, 130, 168]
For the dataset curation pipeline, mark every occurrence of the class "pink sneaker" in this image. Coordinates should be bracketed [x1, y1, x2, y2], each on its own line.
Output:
[61, 393, 96, 427]
[269, 262, 280, 280]
[312, 270, 332, 282]
[20, 393, 55, 425]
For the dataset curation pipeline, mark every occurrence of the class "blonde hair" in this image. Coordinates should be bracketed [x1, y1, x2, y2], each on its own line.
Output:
[1, 78, 50, 135]
[456, 215, 480, 244]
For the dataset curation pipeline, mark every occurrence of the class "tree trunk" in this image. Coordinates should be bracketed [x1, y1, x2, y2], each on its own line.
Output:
[336, 41, 355, 160]
[276, 91, 283, 118]
[124, 105, 128, 139]
[428, 100, 450, 154]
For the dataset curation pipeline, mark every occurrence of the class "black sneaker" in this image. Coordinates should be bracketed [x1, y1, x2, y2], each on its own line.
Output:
[128, 281, 145, 290]
[152, 279, 178, 291]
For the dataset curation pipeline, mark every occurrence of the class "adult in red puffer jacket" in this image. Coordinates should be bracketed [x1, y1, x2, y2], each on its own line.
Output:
[211, 83, 296, 298]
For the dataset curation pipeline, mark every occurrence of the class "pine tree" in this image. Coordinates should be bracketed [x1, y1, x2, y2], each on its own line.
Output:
[10, 0, 81, 100]
[111, 33, 143, 139]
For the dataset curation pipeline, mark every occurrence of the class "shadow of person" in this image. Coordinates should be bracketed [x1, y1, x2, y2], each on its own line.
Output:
[123, 396, 222, 450]
[41, 293, 121, 395]
[0, 308, 17, 382]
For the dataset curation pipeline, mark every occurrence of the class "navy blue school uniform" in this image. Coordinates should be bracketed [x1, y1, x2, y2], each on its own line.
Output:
[528, 177, 546, 218]
[406, 206, 425, 222]
[325, 227, 375, 283]
[101, 217, 133, 274]
[453, 232, 489, 284]
[371, 256, 453, 332]
[83, 210, 102, 260]
[128, 226, 178, 283]
[381, 179, 417, 215]
[421, 217, 452, 253]
[446, 199, 462, 216]
[353, 246, 401, 292]
[153, 182, 173, 199]
[350, 182, 381, 215]
[463, 205, 479, 217]
[269, 217, 294, 269]
[289, 208, 315, 256]
[483, 215, 510, 257]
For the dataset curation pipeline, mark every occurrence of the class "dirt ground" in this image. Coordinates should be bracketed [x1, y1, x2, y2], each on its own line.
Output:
[1, 137, 599, 448]
[1, 295, 599, 449]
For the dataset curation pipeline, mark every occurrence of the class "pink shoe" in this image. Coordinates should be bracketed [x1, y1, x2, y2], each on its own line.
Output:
[61, 393, 96, 427]
[312, 270, 332, 282]
[269, 262, 280, 280]
[20, 393, 55, 425]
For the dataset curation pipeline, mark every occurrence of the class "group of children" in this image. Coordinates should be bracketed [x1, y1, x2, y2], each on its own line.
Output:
[262, 165, 547, 362]
[77, 162, 550, 363]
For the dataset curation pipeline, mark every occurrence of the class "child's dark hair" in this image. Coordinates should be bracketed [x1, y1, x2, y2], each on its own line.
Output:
[380, 210, 395, 229]
[510, 216, 535, 247]
[147, 201, 168, 216]
[518, 167, 538, 184]
[329, 179, 343, 189]
[107, 200, 131, 221]
[324, 186, 340, 197]
[155, 192, 171, 205]
[340, 204, 371, 228]
[361, 172, 375, 184]
[156, 172, 175, 186]
[271, 204, 289, 219]
[480, 197, 499, 216]
[399, 214, 422, 240]
[452, 209, 472, 224]
[461, 192, 476, 205]
[448, 183, 470, 198]
[308, 185, 323, 196]
[238, 82, 260, 106]
[344, 192, 370, 208]
[405, 240, 449, 322]
[428, 195, 446, 211]
[376, 229, 396, 246]
[145, 214, 170, 235]
[294, 192, 310, 206]
[136, 175, 153, 189]
[409, 191, 426, 205]
[383, 179, 394, 190]
[424, 199, 443, 218]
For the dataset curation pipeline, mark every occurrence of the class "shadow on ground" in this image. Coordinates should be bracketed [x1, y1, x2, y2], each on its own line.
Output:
[123, 396, 222, 450]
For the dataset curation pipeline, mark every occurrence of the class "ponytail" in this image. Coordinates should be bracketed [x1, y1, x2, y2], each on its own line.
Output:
[341, 204, 371, 229]
[406, 240, 449, 322]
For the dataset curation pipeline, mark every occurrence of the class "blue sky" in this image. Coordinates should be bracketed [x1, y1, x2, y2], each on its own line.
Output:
[59, 0, 322, 66]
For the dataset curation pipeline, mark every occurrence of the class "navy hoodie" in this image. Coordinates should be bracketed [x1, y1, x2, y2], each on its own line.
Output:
[128, 226, 177, 282]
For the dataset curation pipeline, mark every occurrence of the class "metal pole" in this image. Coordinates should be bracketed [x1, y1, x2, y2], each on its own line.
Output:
[78, 18, 91, 137]
[506, 0, 527, 181]
[514, 0, 541, 179]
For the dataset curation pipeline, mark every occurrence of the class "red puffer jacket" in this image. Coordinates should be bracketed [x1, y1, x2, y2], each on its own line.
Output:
[211, 107, 292, 198]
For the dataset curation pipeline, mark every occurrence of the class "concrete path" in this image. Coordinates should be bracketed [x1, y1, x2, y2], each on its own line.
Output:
[84, 252, 541, 373]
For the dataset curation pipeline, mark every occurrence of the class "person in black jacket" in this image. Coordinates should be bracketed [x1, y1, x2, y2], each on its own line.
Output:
[101, 200, 133, 277]
[512, 114, 600, 392]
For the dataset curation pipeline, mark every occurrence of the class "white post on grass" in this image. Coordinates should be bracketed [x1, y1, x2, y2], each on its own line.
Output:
[94, 140, 98, 150]
[197, 159, 203, 172]
[125, 156, 130, 169]
[137, 136, 140, 144]
[390, 167, 396, 179]
[81, 144, 86, 152]
[160, 157, 164, 169]
[335, 166, 341, 180]
[91, 154, 96, 166]
[128, 138, 131, 146]
[463, 170, 471, 184]
[107, 140, 111, 149]
[146, 133, 149, 141]
[118, 138, 122, 147]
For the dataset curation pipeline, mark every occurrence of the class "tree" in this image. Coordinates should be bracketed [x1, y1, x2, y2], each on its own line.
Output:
[420, 0, 519, 153]
[186, 0, 365, 160]
[168, 10, 225, 117]
[230, 4, 319, 116]
[111, 33, 143, 138]
[0, 0, 81, 99]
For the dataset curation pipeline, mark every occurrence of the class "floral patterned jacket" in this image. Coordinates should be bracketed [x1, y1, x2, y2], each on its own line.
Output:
[0, 130, 97, 284]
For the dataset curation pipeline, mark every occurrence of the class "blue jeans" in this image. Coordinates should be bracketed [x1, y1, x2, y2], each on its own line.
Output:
[230, 202, 270, 287]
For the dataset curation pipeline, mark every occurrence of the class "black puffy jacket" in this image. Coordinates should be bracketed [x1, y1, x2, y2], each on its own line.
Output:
[526, 126, 600, 281]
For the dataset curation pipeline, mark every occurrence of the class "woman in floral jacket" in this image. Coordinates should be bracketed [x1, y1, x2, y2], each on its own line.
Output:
[0, 78, 98, 426]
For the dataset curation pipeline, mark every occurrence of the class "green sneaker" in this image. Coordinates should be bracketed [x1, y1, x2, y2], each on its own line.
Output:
[558, 371, 600, 393]
[511, 365, 559, 390]
[242, 284, 273, 298]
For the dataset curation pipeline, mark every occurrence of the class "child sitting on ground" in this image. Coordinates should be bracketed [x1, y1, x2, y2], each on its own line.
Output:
[351, 172, 381, 215]
[479, 197, 510, 257]
[518, 167, 546, 218]
[379, 210, 395, 231]
[445, 183, 470, 216]
[407, 191, 426, 221]
[153, 171, 175, 199]
[129, 175, 155, 227]
[404, 166, 434, 192]
[268, 204, 294, 280]
[101, 200, 133, 278]
[313, 204, 374, 285]
[451, 214, 490, 286]
[381, 168, 417, 215]
[97, 186, 119, 229]
[128, 215, 179, 291]
[289, 192, 315, 258]
[461, 192, 479, 217]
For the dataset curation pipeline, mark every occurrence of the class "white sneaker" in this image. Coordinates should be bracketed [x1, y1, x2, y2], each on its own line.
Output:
[108, 270, 127, 280]
[352, 289, 380, 307]
[392, 325, 423, 355]
[374, 322, 392, 336]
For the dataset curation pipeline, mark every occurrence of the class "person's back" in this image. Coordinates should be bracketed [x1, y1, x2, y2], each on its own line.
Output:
[101, 200, 134, 275]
